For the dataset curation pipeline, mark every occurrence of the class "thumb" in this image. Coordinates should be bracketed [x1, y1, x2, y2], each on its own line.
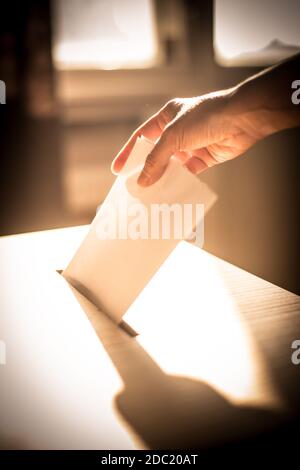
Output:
[137, 126, 177, 187]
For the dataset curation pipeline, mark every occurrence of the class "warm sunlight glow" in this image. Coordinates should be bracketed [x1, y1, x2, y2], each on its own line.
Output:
[214, 0, 300, 66]
[53, 0, 159, 70]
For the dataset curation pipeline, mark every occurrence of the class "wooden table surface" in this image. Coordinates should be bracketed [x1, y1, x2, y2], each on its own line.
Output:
[0, 226, 299, 450]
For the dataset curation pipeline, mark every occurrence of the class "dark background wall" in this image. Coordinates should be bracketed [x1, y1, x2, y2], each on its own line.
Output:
[186, 1, 300, 295]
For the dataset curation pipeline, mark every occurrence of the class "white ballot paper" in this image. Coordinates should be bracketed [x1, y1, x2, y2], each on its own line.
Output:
[63, 137, 216, 323]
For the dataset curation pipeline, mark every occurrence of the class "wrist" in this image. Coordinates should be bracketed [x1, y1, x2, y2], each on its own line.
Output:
[228, 76, 300, 136]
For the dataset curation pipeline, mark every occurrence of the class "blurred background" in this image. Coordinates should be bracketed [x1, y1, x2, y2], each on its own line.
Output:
[0, 0, 299, 294]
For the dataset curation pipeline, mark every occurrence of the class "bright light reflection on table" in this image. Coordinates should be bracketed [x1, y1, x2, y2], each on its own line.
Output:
[124, 241, 281, 409]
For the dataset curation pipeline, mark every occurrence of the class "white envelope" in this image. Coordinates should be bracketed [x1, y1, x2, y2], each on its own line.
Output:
[63, 137, 216, 323]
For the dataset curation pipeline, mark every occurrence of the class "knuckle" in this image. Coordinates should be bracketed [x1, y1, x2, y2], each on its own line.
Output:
[161, 99, 181, 123]
[165, 99, 177, 112]
[144, 153, 157, 170]
[162, 123, 181, 149]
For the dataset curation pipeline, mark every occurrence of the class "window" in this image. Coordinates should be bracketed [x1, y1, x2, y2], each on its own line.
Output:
[214, 0, 300, 66]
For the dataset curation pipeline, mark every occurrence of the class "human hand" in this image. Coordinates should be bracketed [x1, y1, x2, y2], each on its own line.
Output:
[111, 88, 269, 187]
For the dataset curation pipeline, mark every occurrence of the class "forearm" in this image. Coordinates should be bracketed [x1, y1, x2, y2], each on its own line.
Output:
[230, 54, 300, 134]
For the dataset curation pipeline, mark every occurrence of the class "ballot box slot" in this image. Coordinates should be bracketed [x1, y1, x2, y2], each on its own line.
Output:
[56, 269, 138, 338]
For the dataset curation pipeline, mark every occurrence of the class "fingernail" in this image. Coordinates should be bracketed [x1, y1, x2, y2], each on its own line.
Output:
[137, 169, 151, 187]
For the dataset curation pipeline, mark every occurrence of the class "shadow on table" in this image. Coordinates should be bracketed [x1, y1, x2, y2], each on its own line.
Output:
[70, 285, 285, 450]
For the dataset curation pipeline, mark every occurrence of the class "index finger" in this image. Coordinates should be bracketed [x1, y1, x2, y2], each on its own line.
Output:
[111, 114, 163, 174]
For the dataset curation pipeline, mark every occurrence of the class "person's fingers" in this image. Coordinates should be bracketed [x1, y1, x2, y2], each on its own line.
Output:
[111, 101, 179, 174]
[185, 157, 208, 175]
[111, 117, 161, 174]
[137, 127, 177, 186]
[184, 148, 217, 174]
[185, 156, 208, 174]
[111, 131, 139, 174]
[173, 150, 190, 164]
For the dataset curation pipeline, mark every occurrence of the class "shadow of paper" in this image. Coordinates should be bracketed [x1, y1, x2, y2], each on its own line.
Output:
[68, 283, 283, 450]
